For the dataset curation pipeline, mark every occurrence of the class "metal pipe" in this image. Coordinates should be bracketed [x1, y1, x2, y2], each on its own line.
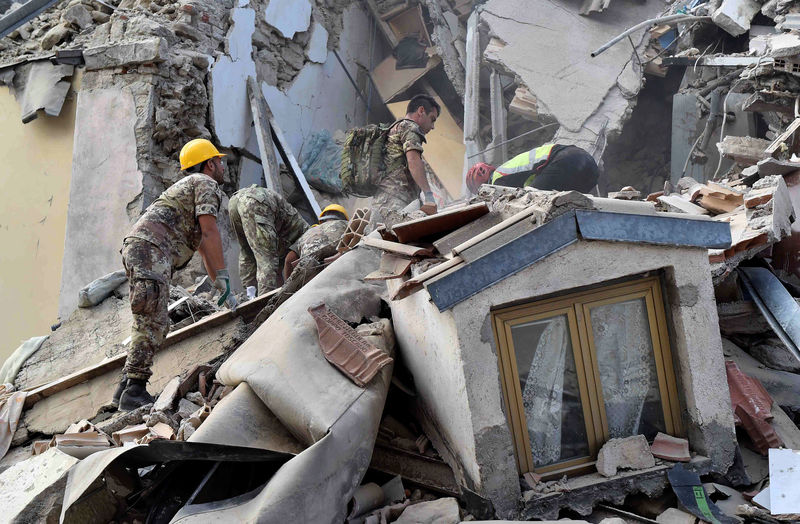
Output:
[468, 122, 560, 159]
[0, 0, 61, 39]
[332, 49, 369, 105]
[591, 15, 711, 58]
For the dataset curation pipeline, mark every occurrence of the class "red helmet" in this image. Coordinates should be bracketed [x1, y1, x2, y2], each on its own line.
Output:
[467, 162, 495, 193]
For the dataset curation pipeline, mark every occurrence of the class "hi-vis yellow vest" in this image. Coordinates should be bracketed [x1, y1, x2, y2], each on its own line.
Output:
[490, 143, 555, 187]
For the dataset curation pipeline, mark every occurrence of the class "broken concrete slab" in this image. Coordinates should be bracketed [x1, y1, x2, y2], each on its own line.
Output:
[596, 435, 656, 477]
[306, 22, 328, 64]
[264, 0, 311, 39]
[712, 0, 762, 36]
[0, 448, 79, 523]
[20, 315, 246, 435]
[768, 448, 800, 515]
[83, 38, 169, 70]
[395, 497, 460, 523]
[209, 7, 256, 149]
[19, 61, 73, 122]
[58, 86, 143, 319]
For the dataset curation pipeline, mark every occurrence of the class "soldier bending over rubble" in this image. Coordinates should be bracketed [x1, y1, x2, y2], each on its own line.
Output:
[228, 186, 310, 296]
[112, 139, 237, 412]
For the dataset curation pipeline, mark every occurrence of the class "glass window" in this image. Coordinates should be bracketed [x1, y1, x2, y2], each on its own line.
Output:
[492, 277, 682, 476]
[510, 315, 590, 468]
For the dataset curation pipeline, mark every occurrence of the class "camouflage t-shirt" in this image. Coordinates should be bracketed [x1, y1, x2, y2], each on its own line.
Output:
[289, 219, 348, 260]
[125, 174, 222, 270]
[375, 119, 426, 204]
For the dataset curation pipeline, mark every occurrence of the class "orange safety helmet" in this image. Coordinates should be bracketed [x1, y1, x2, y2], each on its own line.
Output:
[467, 162, 495, 193]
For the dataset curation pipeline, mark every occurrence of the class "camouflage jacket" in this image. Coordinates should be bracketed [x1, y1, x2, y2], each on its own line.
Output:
[289, 219, 348, 260]
[376, 119, 425, 203]
[125, 174, 222, 270]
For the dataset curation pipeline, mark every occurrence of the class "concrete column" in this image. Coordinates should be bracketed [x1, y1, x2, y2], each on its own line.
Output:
[463, 10, 482, 193]
[488, 69, 508, 166]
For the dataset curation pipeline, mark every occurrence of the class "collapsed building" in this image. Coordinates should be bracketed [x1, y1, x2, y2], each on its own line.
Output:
[2, 0, 800, 522]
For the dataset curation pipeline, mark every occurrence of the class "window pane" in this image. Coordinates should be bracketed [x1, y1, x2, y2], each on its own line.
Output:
[511, 315, 590, 468]
[589, 297, 666, 440]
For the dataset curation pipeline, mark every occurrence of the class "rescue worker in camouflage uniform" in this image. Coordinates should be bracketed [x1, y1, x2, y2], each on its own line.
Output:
[113, 138, 237, 412]
[282, 204, 349, 281]
[228, 186, 309, 295]
[372, 94, 440, 225]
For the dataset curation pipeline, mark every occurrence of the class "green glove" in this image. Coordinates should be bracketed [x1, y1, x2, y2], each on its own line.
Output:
[212, 269, 237, 310]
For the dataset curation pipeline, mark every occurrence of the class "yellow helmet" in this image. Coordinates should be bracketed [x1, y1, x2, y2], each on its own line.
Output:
[319, 203, 349, 222]
[179, 138, 226, 170]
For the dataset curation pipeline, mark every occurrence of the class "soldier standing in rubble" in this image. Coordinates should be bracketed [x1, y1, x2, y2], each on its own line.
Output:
[228, 185, 310, 296]
[113, 139, 237, 412]
[373, 94, 441, 225]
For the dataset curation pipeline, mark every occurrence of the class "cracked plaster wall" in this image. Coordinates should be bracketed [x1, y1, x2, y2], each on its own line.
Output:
[480, 0, 664, 160]
[389, 239, 736, 516]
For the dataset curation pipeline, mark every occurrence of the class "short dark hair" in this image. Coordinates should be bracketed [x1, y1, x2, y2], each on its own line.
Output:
[407, 94, 440, 116]
[187, 159, 208, 173]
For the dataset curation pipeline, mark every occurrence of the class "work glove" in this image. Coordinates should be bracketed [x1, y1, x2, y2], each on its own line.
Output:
[212, 269, 238, 311]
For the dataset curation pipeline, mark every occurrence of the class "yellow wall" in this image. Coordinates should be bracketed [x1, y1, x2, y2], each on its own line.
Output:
[0, 73, 79, 364]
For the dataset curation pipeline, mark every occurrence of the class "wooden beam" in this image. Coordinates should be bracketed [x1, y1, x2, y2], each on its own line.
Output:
[246, 76, 282, 193]
[22, 288, 281, 408]
[363, 0, 399, 47]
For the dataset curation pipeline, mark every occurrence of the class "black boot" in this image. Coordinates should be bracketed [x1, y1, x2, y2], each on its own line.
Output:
[119, 378, 155, 412]
[109, 374, 128, 408]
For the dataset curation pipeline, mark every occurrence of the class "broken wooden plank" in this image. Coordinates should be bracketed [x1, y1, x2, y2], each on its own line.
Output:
[766, 117, 800, 156]
[657, 195, 710, 215]
[22, 288, 280, 409]
[364, 0, 399, 47]
[370, 54, 441, 103]
[364, 253, 414, 281]
[360, 236, 435, 258]
[391, 203, 489, 244]
[699, 194, 742, 214]
[261, 97, 322, 217]
[246, 76, 281, 193]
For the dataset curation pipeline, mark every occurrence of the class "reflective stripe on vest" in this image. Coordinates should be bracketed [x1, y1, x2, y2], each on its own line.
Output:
[490, 143, 556, 185]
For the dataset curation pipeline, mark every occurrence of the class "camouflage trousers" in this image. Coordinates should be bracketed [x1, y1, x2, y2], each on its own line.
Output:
[229, 191, 308, 294]
[121, 239, 171, 381]
[370, 190, 417, 230]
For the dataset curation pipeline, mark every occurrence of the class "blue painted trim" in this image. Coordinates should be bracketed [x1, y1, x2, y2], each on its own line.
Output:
[575, 210, 731, 249]
[427, 212, 579, 311]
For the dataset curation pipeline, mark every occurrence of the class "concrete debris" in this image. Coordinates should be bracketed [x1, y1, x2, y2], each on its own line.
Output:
[596, 435, 656, 477]
[0, 448, 79, 523]
[395, 497, 460, 524]
[6, 0, 800, 521]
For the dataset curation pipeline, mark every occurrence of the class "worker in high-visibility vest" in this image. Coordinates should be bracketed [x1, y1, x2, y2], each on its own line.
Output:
[466, 144, 599, 194]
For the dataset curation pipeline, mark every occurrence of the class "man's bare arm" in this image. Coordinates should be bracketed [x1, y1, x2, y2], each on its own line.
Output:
[405, 150, 432, 195]
[197, 214, 225, 280]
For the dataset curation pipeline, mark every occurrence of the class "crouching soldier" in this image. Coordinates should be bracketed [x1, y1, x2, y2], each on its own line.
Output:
[283, 204, 349, 281]
[113, 139, 237, 411]
[228, 186, 309, 296]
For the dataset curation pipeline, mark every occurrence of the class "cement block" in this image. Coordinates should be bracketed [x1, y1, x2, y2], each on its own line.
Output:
[712, 0, 762, 36]
[306, 22, 328, 64]
[596, 435, 655, 477]
[264, 0, 311, 39]
[83, 38, 168, 70]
